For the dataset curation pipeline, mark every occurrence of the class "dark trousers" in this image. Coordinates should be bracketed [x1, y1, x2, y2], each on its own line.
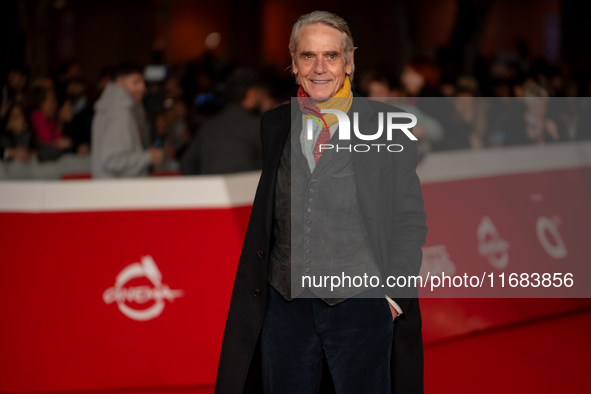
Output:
[261, 283, 393, 394]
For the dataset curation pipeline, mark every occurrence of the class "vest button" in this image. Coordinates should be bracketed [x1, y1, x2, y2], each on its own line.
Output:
[253, 289, 261, 297]
[257, 250, 264, 258]
[305, 267, 311, 273]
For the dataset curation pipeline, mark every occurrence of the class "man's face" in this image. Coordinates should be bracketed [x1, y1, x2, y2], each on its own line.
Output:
[292, 23, 353, 99]
[117, 73, 146, 102]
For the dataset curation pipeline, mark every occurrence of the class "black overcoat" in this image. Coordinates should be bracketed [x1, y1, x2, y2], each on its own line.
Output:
[214, 96, 428, 393]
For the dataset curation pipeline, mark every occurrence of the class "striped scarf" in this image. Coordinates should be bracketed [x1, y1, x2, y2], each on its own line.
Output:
[297, 75, 353, 163]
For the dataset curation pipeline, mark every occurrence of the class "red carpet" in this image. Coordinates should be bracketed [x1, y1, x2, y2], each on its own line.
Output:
[424, 308, 591, 393]
[98, 307, 591, 394]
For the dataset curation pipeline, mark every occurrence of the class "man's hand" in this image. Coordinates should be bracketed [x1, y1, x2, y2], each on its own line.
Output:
[149, 147, 164, 166]
[388, 302, 398, 321]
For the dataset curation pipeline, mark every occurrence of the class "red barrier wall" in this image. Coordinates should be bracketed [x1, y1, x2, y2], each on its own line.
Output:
[1, 142, 590, 393]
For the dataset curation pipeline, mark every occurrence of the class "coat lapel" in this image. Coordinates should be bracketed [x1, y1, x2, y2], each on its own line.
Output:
[261, 105, 291, 245]
[351, 96, 379, 220]
[291, 112, 313, 175]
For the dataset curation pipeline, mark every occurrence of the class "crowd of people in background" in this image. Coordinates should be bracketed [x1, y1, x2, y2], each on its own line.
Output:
[0, 57, 291, 178]
[362, 55, 591, 160]
[1, 51, 591, 178]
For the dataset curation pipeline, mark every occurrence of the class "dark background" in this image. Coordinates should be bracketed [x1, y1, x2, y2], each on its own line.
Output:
[2, 0, 591, 94]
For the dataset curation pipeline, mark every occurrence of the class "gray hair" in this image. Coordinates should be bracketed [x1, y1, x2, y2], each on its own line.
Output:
[288, 11, 357, 82]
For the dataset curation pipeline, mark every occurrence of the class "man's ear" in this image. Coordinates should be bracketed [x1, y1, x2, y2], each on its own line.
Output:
[345, 50, 355, 75]
[291, 54, 298, 76]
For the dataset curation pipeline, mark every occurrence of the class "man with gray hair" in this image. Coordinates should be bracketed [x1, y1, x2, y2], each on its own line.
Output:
[215, 11, 427, 394]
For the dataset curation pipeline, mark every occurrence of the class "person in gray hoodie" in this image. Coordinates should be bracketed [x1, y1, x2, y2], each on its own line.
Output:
[91, 63, 163, 178]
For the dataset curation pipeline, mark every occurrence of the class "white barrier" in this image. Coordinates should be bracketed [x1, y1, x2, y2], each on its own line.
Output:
[1, 141, 590, 213]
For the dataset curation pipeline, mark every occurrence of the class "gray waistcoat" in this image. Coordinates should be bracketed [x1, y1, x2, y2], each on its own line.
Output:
[268, 120, 382, 305]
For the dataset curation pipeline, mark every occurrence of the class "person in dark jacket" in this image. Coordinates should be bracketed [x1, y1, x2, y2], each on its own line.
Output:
[180, 68, 267, 175]
[215, 11, 427, 394]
